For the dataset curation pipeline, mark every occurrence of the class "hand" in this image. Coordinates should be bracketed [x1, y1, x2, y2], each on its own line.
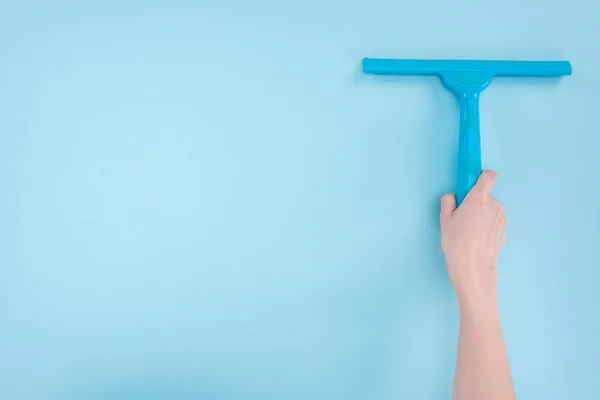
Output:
[440, 170, 508, 311]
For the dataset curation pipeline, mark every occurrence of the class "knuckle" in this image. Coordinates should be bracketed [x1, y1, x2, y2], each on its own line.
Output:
[496, 202, 505, 214]
[469, 189, 485, 203]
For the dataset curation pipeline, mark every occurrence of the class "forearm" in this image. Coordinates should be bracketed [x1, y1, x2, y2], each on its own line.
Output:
[453, 301, 515, 400]
[441, 171, 513, 399]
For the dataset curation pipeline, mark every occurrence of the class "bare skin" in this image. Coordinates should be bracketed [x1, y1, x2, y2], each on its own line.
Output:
[440, 170, 516, 400]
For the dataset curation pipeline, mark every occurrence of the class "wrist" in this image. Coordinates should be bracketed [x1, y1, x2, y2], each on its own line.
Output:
[457, 292, 499, 321]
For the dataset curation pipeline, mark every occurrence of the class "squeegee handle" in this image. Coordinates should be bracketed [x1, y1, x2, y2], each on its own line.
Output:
[456, 91, 482, 205]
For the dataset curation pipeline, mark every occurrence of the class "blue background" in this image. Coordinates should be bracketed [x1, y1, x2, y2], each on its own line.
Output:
[1, 1, 598, 399]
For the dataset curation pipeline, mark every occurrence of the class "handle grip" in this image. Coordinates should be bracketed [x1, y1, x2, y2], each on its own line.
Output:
[456, 91, 482, 205]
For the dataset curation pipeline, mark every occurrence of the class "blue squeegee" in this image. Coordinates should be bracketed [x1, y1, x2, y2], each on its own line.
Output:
[363, 58, 572, 205]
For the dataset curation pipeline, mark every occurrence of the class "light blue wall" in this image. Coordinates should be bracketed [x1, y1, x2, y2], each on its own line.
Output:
[1, 1, 598, 399]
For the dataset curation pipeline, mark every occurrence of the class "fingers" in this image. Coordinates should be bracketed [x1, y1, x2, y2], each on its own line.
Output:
[440, 193, 457, 223]
[493, 197, 505, 221]
[473, 170, 498, 195]
[496, 216, 508, 252]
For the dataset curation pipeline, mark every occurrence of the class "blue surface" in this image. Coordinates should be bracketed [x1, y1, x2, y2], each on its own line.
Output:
[0, 1, 598, 399]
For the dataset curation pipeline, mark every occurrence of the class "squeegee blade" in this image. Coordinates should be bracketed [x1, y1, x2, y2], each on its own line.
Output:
[362, 58, 572, 77]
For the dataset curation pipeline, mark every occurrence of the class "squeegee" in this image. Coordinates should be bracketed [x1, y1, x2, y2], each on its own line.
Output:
[362, 58, 572, 205]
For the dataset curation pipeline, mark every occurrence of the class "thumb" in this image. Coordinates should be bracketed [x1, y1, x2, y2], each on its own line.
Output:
[472, 170, 498, 194]
[440, 193, 457, 223]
